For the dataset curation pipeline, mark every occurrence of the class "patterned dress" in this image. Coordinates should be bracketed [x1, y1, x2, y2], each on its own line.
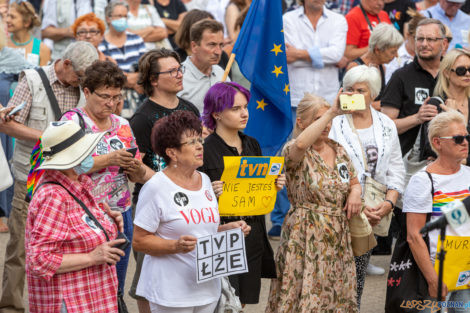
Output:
[266, 140, 358, 313]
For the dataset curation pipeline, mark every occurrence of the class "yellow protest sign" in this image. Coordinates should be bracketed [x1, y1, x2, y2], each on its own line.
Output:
[434, 236, 470, 291]
[218, 156, 284, 216]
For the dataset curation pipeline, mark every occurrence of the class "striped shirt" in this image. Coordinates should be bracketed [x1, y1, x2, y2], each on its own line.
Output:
[98, 32, 147, 72]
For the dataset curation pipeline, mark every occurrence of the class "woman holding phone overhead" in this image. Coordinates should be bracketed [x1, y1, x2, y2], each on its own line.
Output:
[200, 82, 286, 306]
[61, 60, 154, 308]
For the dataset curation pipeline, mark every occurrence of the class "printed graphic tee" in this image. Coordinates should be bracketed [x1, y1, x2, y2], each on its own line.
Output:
[357, 126, 378, 179]
[62, 109, 141, 212]
[403, 166, 470, 263]
[134, 171, 221, 306]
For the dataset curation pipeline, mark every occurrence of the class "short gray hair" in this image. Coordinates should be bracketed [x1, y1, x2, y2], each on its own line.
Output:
[61, 41, 99, 72]
[342, 65, 381, 100]
[105, 0, 129, 19]
[416, 18, 446, 38]
[428, 110, 466, 154]
[368, 23, 403, 52]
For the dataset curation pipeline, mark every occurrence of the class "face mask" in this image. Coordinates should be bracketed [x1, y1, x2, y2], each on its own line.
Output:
[73, 154, 94, 175]
[111, 18, 128, 33]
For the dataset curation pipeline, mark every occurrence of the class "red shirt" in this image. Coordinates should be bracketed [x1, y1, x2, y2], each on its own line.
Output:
[25, 170, 119, 313]
[345, 6, 391, 48]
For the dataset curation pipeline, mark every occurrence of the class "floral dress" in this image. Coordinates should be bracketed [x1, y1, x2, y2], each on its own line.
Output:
[266, 140, 358, 313]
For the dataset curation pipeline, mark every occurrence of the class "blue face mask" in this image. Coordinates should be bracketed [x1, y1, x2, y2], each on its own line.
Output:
[73, 154, 94, 175]
[111, 18, 128, 33]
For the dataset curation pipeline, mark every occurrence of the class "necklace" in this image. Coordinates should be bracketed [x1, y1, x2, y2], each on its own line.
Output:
[10, 34, 33, 47]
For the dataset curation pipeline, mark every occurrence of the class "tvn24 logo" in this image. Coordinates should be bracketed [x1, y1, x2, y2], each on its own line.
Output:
[236, 157, 280, 178]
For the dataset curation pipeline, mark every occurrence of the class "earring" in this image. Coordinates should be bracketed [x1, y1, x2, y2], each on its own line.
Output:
[173, 160, 177, 168]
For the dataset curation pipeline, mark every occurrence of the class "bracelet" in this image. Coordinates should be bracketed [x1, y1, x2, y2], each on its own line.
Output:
[385, 199, 395, 210]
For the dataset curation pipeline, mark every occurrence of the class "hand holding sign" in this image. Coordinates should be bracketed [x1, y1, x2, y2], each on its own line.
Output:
[274, 173, 286, 191]
[175, 235, 197, 253]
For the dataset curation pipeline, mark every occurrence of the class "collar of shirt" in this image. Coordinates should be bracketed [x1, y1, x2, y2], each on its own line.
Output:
[211, 130, 251, 156]
[48, 61, 62, 86]
[185, 56, 216, 80]
[41, 169, 95, 197]
[298, 5, 329, 28]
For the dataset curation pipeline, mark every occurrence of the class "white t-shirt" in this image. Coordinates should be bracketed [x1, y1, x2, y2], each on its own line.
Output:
[134, 171, 221, 307]
[403, 166, 470, 263]
[357, 126, 378, 180]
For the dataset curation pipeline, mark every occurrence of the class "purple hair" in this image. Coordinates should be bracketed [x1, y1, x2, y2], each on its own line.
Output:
[202, 82, 251, 130]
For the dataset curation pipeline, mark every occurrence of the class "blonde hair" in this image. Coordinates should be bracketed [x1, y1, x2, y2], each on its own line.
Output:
[293, 93, 330, 138]
[9, 2, 41, 30]
[428, 110, 466, 154]
[434, 48, 470, 99]
[0, 27, 5, 51]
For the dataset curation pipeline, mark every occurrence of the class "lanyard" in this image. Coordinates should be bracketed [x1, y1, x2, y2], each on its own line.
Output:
[359, 4, 381, 32]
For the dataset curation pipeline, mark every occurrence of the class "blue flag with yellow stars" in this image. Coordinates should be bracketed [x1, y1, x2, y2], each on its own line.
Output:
[232, 0, 292, 156]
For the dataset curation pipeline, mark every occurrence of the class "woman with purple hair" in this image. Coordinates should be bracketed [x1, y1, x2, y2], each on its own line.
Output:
[200, 82, 286, 306]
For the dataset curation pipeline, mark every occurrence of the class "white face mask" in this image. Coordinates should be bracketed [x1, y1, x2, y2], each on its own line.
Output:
[73, 154, 94, 175]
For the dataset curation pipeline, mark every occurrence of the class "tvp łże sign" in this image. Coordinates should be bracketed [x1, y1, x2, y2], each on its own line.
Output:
[218, 156, 284, 216]
[196, 228, 248, 283]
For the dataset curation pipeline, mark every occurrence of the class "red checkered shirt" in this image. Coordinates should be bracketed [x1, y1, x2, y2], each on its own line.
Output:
[25, 170, 119, 313]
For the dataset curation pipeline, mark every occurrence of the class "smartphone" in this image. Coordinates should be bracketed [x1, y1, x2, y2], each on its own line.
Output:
[114, 232, 130, 251]
[127, 147, 138, 158]
[427, 96, 444, 113]
[7, 101, 26, 116]
[339, 94, 366, 111]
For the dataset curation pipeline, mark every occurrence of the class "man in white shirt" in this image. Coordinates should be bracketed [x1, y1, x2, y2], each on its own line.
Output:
[41, 0, 92, 61]
[177, 19, 229, 113]
[283, 0, 348, 107]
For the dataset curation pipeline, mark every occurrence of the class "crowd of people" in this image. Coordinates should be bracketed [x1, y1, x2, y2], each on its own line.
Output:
[0, 0, 469, 312]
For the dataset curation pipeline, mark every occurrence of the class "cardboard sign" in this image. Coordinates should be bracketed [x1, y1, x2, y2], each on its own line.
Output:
[196, 228, 248, 283]
[435, 236, 470, 291]
[218, 156, 284, 216]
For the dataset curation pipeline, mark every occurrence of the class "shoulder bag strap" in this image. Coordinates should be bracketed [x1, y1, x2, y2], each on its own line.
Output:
[359, 4, 380, 32]
[61, 109, 86, 130]
[35, 181, 110, 241]
[36, 68, 62, 121]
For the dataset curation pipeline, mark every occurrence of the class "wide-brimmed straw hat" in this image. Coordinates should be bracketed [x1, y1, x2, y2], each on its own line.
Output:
[38, 121, 105, 170]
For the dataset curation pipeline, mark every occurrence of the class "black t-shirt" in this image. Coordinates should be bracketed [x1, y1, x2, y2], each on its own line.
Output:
[384, 0, 416, 35]
[381, 57, 438, 156]
[129, 97, 200, 201]
[200, 131, 262, 182]
[153, 0, 187, 49]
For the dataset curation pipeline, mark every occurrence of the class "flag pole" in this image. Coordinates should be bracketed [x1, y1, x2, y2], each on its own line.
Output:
[222, 53, 236, 82]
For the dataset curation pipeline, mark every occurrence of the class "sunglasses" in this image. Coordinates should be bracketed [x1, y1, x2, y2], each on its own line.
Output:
[439, 135, 470, 144]
[451, 66, 470, 76]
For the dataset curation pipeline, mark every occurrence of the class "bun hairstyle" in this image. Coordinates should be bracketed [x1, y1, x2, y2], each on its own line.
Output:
[10, 2, 41, 30]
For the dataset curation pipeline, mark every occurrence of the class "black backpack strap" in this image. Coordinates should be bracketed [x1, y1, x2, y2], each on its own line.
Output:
[35, 181, 110, 241]
[61, 109, 86, 130]
[36, 68, 62, 120]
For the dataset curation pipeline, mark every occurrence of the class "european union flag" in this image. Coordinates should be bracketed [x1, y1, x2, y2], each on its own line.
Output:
[233, 0, 292, 156]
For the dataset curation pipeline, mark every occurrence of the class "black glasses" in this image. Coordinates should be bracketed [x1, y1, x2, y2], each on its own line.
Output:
[76, 29, 101, 37]
[451, 66, 470, 77]
[439, 135, 470, 144]
[156, 66, 185, 78]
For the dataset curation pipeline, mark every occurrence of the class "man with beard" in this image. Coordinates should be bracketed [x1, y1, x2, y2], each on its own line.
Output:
[381, 18, 446, 157]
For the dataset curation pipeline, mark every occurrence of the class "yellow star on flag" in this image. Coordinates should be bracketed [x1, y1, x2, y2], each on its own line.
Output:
[272, 65, 283, 78]
[271, 44, 283, 56]
[283, 84, 290, 95]
[256, 99, 268, 111]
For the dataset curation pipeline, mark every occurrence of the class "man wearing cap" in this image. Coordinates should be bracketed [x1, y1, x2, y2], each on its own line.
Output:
[423, 0, 470, 49]
[0, 41, 98, 313]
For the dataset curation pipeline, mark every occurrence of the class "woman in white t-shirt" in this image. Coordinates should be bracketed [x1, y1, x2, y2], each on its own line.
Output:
[133, 110, 250, 313]
[404, 110, 470, 310]
[329, 65, 405, 310]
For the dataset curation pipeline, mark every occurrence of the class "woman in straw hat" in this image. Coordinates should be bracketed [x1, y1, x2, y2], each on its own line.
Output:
[25, 120, 126, 313]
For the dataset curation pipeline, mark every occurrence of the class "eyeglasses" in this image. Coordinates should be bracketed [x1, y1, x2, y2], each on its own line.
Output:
[111, 14, 127, 19]
[76, 29, 101, 37]
[439, 135, 470, 144]
[415, 37, 444, 43]
[180, 137, 204, 146]
[451, 66, 470, 77]
[94, 91, 123, 103]
[156, 66, 185, 78]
